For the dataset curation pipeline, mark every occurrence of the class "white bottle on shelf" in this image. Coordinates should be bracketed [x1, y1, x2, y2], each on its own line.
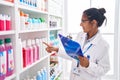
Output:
[37, 0, 42, 10]
[18, 38, 23, 70]
[20, 11, 26, 30]
[39, 38, 43, 58]
[35, 38, 40, 60]
[33, 76, 36, 80]
[42, 37, 48, 57]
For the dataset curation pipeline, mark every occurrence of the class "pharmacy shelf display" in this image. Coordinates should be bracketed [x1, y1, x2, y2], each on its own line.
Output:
[48, 0, 64, 80]
[0, 0, 64, 80]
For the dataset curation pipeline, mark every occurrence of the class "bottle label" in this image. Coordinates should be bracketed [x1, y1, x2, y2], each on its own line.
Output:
[34, 45, 38, 61]
[8, 49, 14, 71]
[0, 51, 6, 76]
[0, 20, 5, 31]
[22, 48, 27, 67]
[6, 20, 11, 30]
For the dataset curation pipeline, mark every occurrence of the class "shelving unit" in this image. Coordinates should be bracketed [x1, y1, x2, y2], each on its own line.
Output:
[54, 71, 62, 80]
[0, 0, 64, 80]
[0, 31, 15, 35]
[5, 74, 16, 80]
[0, 0, 14, 6]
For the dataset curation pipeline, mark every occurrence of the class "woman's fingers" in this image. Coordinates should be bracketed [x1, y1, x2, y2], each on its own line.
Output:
[43, 41, 58, 52]
[78, 56, 84, 60]
[78, 56, 89, 68]
[46, 47, 52, 53]
[43, 42, 51, 47]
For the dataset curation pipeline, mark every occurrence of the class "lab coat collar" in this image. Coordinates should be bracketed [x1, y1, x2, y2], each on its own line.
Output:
[84, 30, 102, 45]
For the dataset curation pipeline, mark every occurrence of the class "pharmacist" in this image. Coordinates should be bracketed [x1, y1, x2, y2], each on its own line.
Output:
[44, 7, 110, 80]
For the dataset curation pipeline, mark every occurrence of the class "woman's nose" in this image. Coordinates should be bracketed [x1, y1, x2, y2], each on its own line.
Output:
[80, 22, 82, 27]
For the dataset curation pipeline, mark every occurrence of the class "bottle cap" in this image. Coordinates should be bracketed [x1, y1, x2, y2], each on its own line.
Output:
[5, 38, 11, 43]
[0, 39, 4, 45]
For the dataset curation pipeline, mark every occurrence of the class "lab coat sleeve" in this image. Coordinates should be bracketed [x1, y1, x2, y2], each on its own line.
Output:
[82, 45, 110, 77]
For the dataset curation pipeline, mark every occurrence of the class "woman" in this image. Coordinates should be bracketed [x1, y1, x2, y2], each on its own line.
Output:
[44, 8, 110, 80]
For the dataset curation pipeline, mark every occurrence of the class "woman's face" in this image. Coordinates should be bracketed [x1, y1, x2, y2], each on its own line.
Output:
[80, 14, 94, 33]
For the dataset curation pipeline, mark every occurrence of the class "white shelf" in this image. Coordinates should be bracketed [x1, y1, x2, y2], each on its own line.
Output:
[54, 71, 62, 80]
[5, 73, 16, 80]
[18, 4, 48, 14]
[0, 1, 14, 7]
[19, 54, 50, 74]
[49, 27, 62, 31]
[19, 28, 49, 34]
[49, 13, 63, 18]
[0, 30, 15, 35]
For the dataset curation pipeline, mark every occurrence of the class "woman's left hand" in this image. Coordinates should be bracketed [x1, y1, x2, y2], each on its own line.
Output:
[78, 56, 89, 68]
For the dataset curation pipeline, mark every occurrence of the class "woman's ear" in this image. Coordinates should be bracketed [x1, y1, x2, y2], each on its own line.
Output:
[92, 20, 98, 27]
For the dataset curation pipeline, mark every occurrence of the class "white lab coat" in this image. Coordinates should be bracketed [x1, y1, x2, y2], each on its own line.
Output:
[58, 31, 110, 80]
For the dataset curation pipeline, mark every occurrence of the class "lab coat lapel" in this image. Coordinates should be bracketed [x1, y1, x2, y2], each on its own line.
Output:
[90, 31, 102, 45]
[80, 33, 87, 49]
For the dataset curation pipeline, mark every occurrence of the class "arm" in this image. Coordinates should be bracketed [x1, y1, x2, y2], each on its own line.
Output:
[81, 46, 110, 77]
[43, 42, 59, 53]
[43, 42, 73, 60]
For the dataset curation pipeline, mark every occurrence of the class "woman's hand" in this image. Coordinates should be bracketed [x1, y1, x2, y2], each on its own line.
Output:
[78, 56, 89, 68]
[43, 42, 59, 53]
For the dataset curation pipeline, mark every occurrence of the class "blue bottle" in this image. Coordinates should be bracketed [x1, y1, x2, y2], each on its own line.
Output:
[43, 67, 47, 80]
[36, 71, 42, 80]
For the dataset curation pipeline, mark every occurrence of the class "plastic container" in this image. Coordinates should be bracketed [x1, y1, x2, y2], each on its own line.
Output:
[22, 40, 30, 68]
[36, 71, 42, 80]
[43, 67, 47, 80]
[27, 39, 33, 65]
[35, 39, 40, 60]
[31, 40, 37, 62]
[4, 38, 14, 76]
[0, 39, 7, 80]
[5, 15, 11, 30]
[41, 69, 45, 80]
[0, 14, 5, 31]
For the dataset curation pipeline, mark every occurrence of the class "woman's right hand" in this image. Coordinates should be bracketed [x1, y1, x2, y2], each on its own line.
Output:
[43, 42, 59, 53]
